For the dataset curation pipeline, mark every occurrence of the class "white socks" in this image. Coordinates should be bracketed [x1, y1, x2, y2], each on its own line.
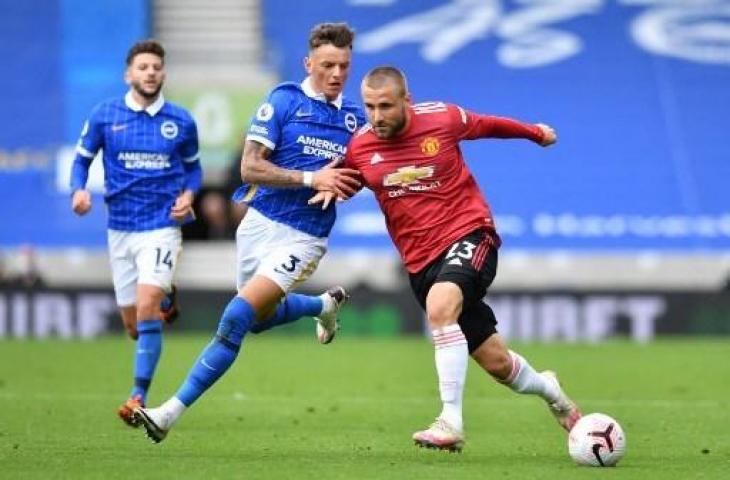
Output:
[432, 324, 468, 432]
[503, 350, 560, 403]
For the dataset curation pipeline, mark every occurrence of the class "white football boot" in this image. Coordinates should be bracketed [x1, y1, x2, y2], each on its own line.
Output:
[133, 406, 175, 443]
[314, 286, 349, 344]
[542, 370, 582, 432]
[412, 417, 465, 452]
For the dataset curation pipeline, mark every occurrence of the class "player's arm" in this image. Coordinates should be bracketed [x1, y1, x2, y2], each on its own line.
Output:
[307, 151, 364, 209]
[452, 105, 556, 146]
[482, 117, 556, 146]
[171, 118, 202, 222]
[241, 140, 361, 198]
[70, 108, 104, 216]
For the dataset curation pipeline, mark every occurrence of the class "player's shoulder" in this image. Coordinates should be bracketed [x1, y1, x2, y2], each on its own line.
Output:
[88, 96, 125, 120]
[161, 100, 196, 124]
[341, 96, 363, 114]
[348, 124, 375, 151]
[410, 101, 452, 116]
[268, 81, 305, 100]
[411, 101, 464, 126]
[258, 82, 306, 116]
[353, 123, 373, 139]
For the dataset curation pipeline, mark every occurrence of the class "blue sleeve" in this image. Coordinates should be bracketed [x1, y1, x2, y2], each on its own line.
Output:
[245, 87, 293, 151]
[183, 160, 202, 193]
[180, 115, 202, 193]
[70, 105, 104, 191]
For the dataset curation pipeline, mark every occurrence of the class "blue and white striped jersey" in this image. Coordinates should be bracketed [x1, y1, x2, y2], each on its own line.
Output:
[233, 78, 366, 238]
[71, 92, 201, 231]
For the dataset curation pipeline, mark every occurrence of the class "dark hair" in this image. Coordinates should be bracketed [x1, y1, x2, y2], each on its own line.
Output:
[126, 39, 166, 66]
[309, 22, 355, 51]
[363, 66, 408, 96]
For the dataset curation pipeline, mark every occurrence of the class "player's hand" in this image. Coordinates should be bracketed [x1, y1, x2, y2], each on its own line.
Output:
[536, 123, 557, 146]
[308, 190, 344, 210]
[170, 190, 194, 222]
[71, 189, 92, 215]
[312, 163, 361, 199]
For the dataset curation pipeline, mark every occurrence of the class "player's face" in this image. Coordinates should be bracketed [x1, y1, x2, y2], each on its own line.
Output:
[362, 83, 410, 139]
[125, 53, 165, 99]
[305, 44, 351, 101]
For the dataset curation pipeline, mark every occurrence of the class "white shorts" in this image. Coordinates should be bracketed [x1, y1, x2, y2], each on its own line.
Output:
[236, 208, 327, 292]
[107, 227, 182, 307]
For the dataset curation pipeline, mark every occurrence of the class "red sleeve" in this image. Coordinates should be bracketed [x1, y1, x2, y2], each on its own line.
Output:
[343, 145, 355, 169]
[448, 104, 544, 144]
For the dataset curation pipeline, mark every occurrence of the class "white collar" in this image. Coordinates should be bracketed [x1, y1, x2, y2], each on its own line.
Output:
[125, 91, 165, 116]
[301, 77, 343, 110]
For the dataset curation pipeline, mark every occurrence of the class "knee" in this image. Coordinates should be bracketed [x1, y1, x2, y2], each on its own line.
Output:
[136, 297, 160, 320]
[217, 297, 255, 343]
[426, 301, 461, 329]
[425, 283, 463, 329]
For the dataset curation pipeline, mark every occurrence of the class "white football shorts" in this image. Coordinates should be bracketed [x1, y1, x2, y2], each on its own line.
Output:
[236, 207, 327, 292]
[107, 227, 182, 307]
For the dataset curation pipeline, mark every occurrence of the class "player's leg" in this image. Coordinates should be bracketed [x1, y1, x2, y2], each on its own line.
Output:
[249, 287, 349, 343]
[134, 275, 281, 443]
[236, 208, 347, 343]
[108, 230, 147, 426]
[468, 322, 581, 431]
[131, 283, 166, 403]
[132, 210, 332, 441]
[174, 275, 282, 406]
[120, 306, 138, 339]
[411, 229, 497, 451]
[117, 302, 147, 426]
[455, 257, 582, 434]
[456, 238, 582, 431]
[159, 284, 179, 324]
[158, 232, 182, 324]
[410, 281, 468, 452]
[407, 245, 470, 451]
[117, 228, 182, 427]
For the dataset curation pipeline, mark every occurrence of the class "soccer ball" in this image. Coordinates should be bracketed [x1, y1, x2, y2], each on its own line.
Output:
[568, 413, 626, 467]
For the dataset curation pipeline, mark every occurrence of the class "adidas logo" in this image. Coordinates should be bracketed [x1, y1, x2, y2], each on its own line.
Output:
[370, 153, 384, 164]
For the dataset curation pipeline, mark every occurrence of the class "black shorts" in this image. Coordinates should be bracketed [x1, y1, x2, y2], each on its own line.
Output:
[408, 228, 499, 353]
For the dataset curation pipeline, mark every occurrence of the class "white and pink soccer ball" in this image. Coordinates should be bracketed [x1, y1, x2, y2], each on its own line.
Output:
[568, 413, 626, 467]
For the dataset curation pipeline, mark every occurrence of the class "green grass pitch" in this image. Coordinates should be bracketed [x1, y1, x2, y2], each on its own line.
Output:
[1, 335, 728, 479]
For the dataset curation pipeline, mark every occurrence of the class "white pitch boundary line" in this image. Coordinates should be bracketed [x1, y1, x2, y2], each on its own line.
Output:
[0, 391, 722, 409]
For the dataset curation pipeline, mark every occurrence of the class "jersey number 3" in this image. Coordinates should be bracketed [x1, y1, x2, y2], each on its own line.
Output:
[275, 254, 301, 274]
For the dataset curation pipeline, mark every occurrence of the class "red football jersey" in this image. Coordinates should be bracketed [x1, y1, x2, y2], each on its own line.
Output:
[345, 102, 544, 273]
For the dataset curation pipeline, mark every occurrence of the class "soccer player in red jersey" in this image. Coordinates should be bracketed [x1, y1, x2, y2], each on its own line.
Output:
[312, 66, 582, 452]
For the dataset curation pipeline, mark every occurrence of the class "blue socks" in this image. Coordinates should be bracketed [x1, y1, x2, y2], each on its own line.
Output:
[131, 319, 163, 403]
[250, 293, 323, 334]
[175, 297, 255, 407]
[173, 294, 320, 407]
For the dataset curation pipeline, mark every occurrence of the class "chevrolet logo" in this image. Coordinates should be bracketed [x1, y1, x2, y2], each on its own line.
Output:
[383, 166, 435, 187]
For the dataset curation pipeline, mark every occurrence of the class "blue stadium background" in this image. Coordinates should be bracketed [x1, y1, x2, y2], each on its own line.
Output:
[1, 0, 729, 251]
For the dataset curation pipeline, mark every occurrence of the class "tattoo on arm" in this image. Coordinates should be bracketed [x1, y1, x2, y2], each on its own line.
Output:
[240, 140, 304, 187]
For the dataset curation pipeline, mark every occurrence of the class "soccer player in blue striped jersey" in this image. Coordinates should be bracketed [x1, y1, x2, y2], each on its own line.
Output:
[133, 23, 365, 443]
[69, 40, 202, 427]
